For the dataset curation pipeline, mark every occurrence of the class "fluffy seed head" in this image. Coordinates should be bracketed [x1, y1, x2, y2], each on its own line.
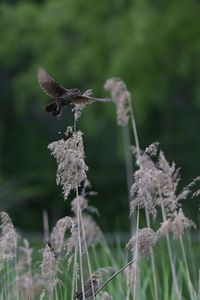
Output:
[158, 209, 196, 239]
[71, 196, 89, 213]
[17, 272, 35, 300]
[130, 164, 161, 218]
[41, 244, 59, 293]
[104, 78, 130, 126]
[81, 214, 103, 247]
[127, 228, 158, 258]
[158, 220, 171, 237]
[123, 262, 138, 292]
[65, 223, 78, 266]
[48, 128, 88, 200]
[131, 146, 198, 221]
[50, 216, 73, 256]
[170, 209, 196, 239]
[0, 212, 18, 262]
[18, 239, 33, 271]
[71, 196, 99, 216]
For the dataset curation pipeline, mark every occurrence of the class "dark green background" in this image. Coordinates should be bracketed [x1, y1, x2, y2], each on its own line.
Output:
[0, 0, 200, 232]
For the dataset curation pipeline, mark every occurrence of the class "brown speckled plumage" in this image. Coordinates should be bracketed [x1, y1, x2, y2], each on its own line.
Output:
[75, 276, 100, 299]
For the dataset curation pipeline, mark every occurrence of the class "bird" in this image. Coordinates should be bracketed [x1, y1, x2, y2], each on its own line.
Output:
[74, 275, 101, 300]
[37, 68, 111, 118]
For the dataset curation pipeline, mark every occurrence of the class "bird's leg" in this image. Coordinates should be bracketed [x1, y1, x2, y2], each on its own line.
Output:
[55, 100, 60, 111]
[54, 100, 62, 119]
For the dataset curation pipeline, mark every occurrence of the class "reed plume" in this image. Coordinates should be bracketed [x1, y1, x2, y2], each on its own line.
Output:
[41, 244, 59, 294]
[50, 216, 73, 257]
[48, 127, 88, 200]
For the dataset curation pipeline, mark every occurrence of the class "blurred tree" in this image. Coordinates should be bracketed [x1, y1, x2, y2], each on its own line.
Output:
[0, 0, 200, 231]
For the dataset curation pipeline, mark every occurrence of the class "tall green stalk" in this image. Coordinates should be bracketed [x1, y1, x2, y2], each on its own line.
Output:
[133, 207, 140, 300]
[159, 195, 182, 300]
[76, 188, 86, 300]
[95, 257, 135, 296]
[180, 236, 196, 299]
[79, 207, 96, 300]
[71, 238, 78, 300]
[74, 117, 86, 300]
[127, 94, 159, 300]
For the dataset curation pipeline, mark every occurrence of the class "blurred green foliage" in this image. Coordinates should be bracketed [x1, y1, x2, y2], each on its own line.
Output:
[0, 0, 200, 231]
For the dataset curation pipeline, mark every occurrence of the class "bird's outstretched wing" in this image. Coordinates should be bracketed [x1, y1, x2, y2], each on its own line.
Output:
[37, 68, 66, 99]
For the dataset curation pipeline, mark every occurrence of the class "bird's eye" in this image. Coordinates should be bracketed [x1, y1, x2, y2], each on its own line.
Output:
[73, 88, 79, 92]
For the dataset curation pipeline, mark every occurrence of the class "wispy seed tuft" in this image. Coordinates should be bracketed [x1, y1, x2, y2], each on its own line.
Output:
[104, 78, 130, 126]
[48, 128, 88, 200]
[127, 228, 158, 258]
[50, 216, 73, 257]
[41, 244, 59, 293]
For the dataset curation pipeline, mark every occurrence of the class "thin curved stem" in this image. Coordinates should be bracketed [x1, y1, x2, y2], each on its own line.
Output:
[128, 93, 159, 300]
[95, 258, 135, 296]
[79, 207, 96, 300]
[122, 125, 135, 233]
[133, 206, 140, 300]
[73, 117, 85, 300]
[71, 237, 78, 300]
[180, 236, 196, 299]
[159, 192, 182, 300]
[76, 187, 86, 300]
[128, 97, 140, 160]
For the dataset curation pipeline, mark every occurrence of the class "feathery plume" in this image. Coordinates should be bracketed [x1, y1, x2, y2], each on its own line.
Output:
[130, 154, 161, 218]
[15, 239, 37, 299]
[81, 214, 103, 247]
[71, 196, 99, 216]
[18, 239, 33, 270]
[71, 196, 89, 214]
[158, 209, 196, 239]
[170, 209, 196, 240]
[48, 127, 88, 200]
[158, 220, 171, 237]
[41, 244, 59, 293]
[0, 212, 18, 263]
[67, 213, 102, 259]
[65, 222, 78, 266]
[17, 272, 35, 300]
[123, 262, 139, 293]
[104, 78, 130, 126]
[131, 145, 199, 222]
[127, 228, 158, 258]
[50, 216, 73, 257]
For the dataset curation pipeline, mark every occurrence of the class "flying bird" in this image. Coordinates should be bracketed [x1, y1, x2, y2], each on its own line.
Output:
[75, 275, 100, 300]
[37, 68, 111, 118]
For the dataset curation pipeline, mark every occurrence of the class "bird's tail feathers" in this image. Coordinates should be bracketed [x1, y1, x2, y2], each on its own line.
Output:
[44, 101, 61, 117]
